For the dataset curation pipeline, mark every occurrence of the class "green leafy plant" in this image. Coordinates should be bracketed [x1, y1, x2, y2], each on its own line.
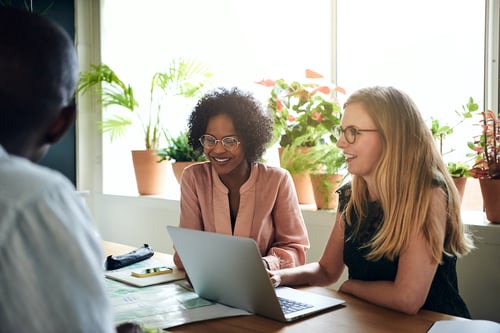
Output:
[430, 97, 478, 155]
[157, 130, 206, 163]
[280, 137, 345, 175]
[446, 161, 470, 178]
[468, 109, 500, 179]
[256, 69, 345, 148]
[430, 97, 480, 177]
[76, 58, 212, 150]
[308, 144, 346, 207]
[281, 141, 345, 208]
[311, 172, 344, 208]
[308, 143, 345, 176]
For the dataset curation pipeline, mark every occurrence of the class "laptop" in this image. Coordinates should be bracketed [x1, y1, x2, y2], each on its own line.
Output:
[167, 226, 345, 322]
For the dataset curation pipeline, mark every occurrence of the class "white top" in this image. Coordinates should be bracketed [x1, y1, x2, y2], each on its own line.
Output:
[0, 145, 115, 333]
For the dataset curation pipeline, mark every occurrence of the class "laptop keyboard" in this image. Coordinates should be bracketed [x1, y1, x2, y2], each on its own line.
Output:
[278, 297, 314, 314]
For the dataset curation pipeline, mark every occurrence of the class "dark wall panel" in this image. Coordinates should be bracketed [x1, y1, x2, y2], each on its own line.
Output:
[24, 0, 77, 185]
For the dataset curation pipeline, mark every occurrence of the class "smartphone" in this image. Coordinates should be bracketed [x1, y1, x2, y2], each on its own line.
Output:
[131, 266, 173, 278]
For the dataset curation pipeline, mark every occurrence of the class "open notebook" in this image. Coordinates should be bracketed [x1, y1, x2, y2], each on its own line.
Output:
[167, 226, 345, 322]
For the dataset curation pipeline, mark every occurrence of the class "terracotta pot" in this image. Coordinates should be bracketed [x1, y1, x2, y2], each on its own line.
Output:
[290, 172, 315, 204]
[171, 161, 199, 184]
[278, 147, 315, 204]
[131, 150, 168, 195]
[310, 173, 343, 210]
[479, 178, 500, 224]
[452, 177, 467, 203]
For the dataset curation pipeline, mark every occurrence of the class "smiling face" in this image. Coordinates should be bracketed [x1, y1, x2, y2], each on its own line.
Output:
[204, 114, 248, 179]
[336, 102, 383, 184]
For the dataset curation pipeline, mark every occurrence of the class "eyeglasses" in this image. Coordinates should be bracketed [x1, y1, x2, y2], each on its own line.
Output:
[199, 134, 241, 151]
[332, 125, 378, 144]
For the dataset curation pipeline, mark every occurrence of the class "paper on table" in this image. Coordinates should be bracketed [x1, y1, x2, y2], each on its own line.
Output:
[428, 319, 500, 333]
[106, 278, 250, 329]
[105, 258, 185, 287]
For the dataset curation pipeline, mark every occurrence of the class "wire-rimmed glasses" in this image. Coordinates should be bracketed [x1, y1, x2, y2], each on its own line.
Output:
[332, 125, 378, 144]
[199, 134, 241, 151]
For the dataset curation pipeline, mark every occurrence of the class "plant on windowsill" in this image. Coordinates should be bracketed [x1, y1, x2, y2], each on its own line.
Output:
[446, 161, 470, 178]
[430, 97, 479, 200]
[157, 130, 207, 184]
[256, 69, 345, 204]
[77, 58, 212, 150]
[76, 58, 213, 195]
[256, 69, 345, 148]
[307, 144, 346, 210]
[280, 134, 346, 209]
[468, 107, 500, 223]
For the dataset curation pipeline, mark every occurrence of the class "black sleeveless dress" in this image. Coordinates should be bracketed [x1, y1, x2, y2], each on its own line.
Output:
[338, 183, 471, 318]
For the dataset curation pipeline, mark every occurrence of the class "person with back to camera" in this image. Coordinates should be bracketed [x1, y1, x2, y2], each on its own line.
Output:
[268, 86, 474, 317]
[0, 8, 144, 333]
[172, 87, 310, 271]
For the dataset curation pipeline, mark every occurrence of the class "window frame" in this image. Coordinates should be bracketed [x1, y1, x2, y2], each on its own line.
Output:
[76, 0, 499, 208]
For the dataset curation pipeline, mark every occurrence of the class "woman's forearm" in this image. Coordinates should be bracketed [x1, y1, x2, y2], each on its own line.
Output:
[339, 279, 425, 315]
[278, 262, 341, 287]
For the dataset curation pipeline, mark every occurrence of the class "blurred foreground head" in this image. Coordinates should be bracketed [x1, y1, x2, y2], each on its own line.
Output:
[0, 7, 78, 161]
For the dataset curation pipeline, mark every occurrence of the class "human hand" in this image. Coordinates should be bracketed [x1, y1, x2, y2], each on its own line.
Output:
[267, 269, 281, 288]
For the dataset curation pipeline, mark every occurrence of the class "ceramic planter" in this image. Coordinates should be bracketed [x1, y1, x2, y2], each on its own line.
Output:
[278, 147, 315, 204]
[310, 173, 343, 210]
[171, 161, 200, 184]
[479, 178, 500, 224]
[131, 149, 168, 195]
[452, 177, 467, 204]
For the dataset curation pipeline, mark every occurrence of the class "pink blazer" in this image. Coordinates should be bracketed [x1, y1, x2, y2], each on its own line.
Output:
[172, 162, 310, 270]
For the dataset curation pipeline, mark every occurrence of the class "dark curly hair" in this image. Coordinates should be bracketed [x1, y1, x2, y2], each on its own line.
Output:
[187, 87, 273, 164]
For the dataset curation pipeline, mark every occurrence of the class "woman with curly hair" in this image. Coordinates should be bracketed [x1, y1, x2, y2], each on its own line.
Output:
[172, 87, 310, 270]
[269, 86, 474, 317]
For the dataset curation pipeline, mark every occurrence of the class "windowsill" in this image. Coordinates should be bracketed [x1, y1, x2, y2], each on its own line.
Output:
[87, 193, 500, 266]
[93, 191, 494, 227]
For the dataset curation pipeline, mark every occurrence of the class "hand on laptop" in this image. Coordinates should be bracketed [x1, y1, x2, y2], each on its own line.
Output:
[267, 269, 281, 288]
[264, 259, 281, 287]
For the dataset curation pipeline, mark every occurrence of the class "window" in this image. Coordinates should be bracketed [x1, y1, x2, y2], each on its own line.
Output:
[99, 0, 332, 195]
[83, 0, 492, 202]
[336, 0, 485, 164]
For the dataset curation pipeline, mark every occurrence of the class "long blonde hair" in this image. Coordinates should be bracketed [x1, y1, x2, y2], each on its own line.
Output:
[344, 86, 473, 263]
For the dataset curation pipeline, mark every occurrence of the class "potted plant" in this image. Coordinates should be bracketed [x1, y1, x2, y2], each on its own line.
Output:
[256, 69, 345, 148]
[279, 133, 346, 209]
[76, 58, 212, 194]
[430, 97, 479, 201]
[468, 108, 500, 223]
[256, 69, 345, 203]
[446, 161, 470, 202]
[157, 130, 207, 184]
[307, 144, 346, 210]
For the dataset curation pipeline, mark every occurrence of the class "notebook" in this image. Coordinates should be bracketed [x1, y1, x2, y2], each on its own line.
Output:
[167, 226, 345, 322]
[105, 258, 186, 287]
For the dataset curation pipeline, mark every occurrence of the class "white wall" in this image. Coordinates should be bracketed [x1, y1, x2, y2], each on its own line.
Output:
[456, 218, 500, 321]
[86, 193, 500, 321]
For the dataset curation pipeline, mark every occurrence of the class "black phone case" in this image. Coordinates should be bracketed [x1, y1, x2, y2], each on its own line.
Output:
[105, 244, 154, 270]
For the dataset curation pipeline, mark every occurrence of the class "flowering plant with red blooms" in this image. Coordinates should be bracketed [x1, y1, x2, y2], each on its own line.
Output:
[468, 109, 500, 179]
[256, 69, 345, 147]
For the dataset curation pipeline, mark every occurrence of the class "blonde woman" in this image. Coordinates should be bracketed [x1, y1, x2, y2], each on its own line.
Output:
[269, 86, 474, 318]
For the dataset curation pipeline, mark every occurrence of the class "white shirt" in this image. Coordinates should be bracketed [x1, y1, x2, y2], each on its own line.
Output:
[0, 146, 115, 333]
